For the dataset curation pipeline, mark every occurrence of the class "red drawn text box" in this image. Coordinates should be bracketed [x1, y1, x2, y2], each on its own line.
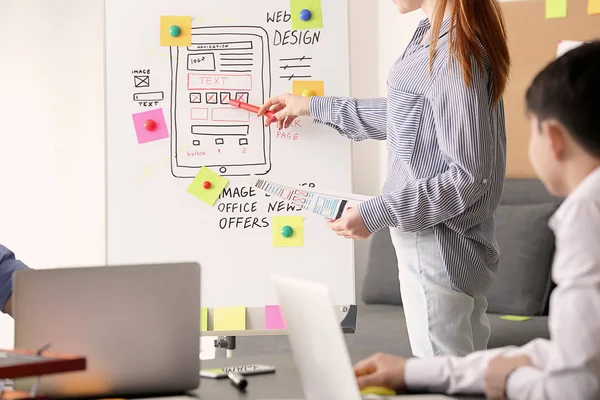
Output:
[190, 108, 209, 120]
[187, 74, 252, 91]
[211, 107, 251, 122]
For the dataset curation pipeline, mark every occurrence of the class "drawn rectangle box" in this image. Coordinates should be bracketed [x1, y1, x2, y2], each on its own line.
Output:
[211, 107, 251, 122]
[190, 108, 209, 120]
[133, 91, 164, 101]
[187, 53, 216, 71]
[187, 73, 253, 91]
[191, 125, 249, 137]
[189, 41, 253, 51]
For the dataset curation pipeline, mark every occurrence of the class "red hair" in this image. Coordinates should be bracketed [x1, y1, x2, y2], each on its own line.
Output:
[429, 0, 511, 105]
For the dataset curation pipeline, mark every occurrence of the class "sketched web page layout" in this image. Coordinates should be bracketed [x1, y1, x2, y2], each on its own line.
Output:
[170, 26, 271, 177]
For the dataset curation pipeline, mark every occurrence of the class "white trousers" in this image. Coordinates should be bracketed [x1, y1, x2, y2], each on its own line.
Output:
[389, 227, 490, 358]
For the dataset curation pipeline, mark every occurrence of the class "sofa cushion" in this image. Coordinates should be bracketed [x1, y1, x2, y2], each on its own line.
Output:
[361, 228, 402, 305]
[486, 203, 559, 316]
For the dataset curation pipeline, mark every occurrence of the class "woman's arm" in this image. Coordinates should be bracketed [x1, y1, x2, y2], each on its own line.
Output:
[310, 96, 387, 141]
[357, 57, 496, 233]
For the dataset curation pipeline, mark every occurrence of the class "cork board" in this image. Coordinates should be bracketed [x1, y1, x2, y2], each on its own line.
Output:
[500, 0, 600, 177]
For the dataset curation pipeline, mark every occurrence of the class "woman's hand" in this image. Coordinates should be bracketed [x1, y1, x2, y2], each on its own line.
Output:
[354, 353, 407, 391]
[258, 93, 311, 130]
[327, 207, 371, 240]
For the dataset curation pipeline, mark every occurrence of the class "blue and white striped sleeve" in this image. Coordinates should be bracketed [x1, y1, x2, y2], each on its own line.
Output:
[309, 96, 387, 141]
[0, 244, 30, 313]
[358, 58, 494, 233]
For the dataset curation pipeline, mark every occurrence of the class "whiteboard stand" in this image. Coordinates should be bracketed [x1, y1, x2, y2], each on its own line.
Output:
[214, 336, 236, 359]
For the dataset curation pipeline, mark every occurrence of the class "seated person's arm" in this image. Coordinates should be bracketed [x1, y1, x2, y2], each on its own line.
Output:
[0, 244, 31, 316]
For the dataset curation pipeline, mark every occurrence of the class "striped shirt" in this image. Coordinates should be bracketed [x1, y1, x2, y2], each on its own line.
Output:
[309, 17, 507, 296]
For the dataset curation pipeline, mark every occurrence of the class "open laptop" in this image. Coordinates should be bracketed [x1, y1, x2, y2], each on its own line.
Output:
[12, 262, 201, 399]
[272, 275, 455, 400]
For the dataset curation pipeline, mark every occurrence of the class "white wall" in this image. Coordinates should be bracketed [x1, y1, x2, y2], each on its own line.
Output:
[0, 0, 106, 347]
[0, 0, 422, 348]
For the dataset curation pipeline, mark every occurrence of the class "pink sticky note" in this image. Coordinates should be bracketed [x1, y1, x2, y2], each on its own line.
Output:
[265, 305, 286, 330]
[132, 108, 169, 144]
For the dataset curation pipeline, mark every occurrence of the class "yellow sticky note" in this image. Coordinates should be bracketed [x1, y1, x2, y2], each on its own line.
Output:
[546, 0, 567, 19]
[200, 307, 208, 331]
[499, 315, 532, 322]
[160, 16, 192, 46]
[187, 166, 228, 206]
[290, 0, 323, 30]
[589, 0, 600, 15]
[214, 307, 246, 331]
[292, 80, 324, 97]
[272, 216, 304, 247]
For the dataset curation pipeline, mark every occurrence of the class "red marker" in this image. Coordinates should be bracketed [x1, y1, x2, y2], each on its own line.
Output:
[228, 99, 277, 123]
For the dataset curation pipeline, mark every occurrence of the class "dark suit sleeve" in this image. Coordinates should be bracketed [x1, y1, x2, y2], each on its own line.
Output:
[0, 244, 30, 313]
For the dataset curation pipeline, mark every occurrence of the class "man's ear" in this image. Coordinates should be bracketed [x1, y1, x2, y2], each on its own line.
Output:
[541, 119, 567, 161]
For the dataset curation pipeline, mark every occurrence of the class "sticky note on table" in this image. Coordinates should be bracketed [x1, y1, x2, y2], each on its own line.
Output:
[187, 167, 228, 206]
[290, 0, 323, 30]
[589, 0, 600, 15]
[272, 216, 304, 247]
[499, 315, 532, 322]
[214, 307, 246, 331]
[265, 305, 287, 330]
[292, 80, 324, 97]
[132, 108, 169, 144]
[200, 307, 208, 331]
[546, 0, 567, 19]
[160, 16, 192, 46]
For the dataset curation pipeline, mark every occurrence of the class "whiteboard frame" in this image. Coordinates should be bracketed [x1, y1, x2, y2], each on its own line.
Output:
[102, 0, 356, 336]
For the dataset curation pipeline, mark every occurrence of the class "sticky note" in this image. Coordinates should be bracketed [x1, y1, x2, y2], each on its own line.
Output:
[546, 0, 567, 19]
[132, 108, 169, 144]
[265, 305, 287, 330]
[160, 16, 192, 46]
[499, 315, 532, 322]
[589, 0, 600, 15]
[200, 307, 208, 331]
[290, 0, 323, 30]
[213, 307, 246, 331]
[187, 167, 228, 206]
[292, 80, 325, 97]
[272, 216, 304, 247]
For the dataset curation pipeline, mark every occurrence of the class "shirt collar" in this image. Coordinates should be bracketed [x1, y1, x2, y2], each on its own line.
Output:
[418, 16, 453, 47]
[550, 166, 600, 230]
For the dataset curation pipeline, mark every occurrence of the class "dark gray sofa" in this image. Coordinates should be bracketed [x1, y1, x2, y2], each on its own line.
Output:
[235, 179, 562, 360]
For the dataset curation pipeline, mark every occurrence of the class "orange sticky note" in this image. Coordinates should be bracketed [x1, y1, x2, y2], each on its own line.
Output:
[589, 0, 600, 15]
[160, 16, 192, 46]
[292, 80, 324, 97]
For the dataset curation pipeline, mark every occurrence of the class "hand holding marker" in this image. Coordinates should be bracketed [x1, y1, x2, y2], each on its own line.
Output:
[228, 99, 277, 123]
[229, 94, 311, 131]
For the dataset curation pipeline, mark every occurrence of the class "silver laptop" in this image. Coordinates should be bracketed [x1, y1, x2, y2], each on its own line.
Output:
[272, 275, 455, 400]
[13, 263, 201, 399]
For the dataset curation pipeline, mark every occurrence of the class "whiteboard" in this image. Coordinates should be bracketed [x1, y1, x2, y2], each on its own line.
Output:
[105, 0, 354, 331]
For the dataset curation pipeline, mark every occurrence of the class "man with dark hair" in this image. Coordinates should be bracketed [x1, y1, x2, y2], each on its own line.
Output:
[0, 245, 30, 316]
[350, 41, 600, 400]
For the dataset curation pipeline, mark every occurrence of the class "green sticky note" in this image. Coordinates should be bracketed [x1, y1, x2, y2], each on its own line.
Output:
[200, 307, 208, 331]
[546, 0, 567, 19]
[290, 0, 323, 30]
[214, 307, 246, 331]
[187, 166, 228, 206]
[499, 315, 532, 322]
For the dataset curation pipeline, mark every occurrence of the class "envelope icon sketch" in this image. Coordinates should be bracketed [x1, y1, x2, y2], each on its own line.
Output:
[134, 75, 150, 87]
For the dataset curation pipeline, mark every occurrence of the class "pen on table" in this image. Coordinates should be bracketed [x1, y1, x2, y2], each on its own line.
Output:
[227, 370, 248, 391]
[228, 99, 277, 122]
